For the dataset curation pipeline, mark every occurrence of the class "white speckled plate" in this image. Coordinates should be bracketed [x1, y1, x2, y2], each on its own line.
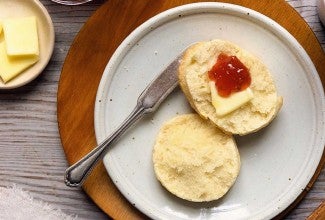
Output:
[0, 0, 54, 89]
[94, 3, 325, 220]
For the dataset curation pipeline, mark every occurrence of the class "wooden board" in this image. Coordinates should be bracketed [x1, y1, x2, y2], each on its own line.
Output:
[57, 0, 325, 219]
[308, 201, 325, 220]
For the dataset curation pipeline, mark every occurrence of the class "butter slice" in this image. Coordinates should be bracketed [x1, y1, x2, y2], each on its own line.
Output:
[2, 16, 39, 57]
[209, 81, 254, 117]
[0, 41, 39, 83]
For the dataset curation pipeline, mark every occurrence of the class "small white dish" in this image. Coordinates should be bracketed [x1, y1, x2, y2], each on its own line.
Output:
[95, 2, 325, 220]
[51, 0, 93, 5]
[0, 0, 55, 89]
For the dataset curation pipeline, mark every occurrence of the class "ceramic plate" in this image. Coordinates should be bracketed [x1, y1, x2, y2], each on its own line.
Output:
[0, 0, 54, 89]
[94, 3, 325, 220]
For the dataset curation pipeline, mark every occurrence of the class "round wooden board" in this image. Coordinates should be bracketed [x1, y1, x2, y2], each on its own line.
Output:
[57, 0, 325, 219]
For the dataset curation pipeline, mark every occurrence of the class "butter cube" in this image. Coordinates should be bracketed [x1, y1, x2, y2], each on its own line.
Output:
[0, 41, 39, 83]
[2, 16, 39, 57]
[209, 81, 254, 117]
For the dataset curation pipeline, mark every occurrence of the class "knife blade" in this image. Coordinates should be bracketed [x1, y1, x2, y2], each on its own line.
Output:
[65, 53, 183, 187]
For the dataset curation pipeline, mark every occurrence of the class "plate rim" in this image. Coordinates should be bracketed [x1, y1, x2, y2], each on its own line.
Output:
[94, 2, 325, 220]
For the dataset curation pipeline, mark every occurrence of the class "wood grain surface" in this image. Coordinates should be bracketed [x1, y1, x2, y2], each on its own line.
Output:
[0, 0, 323, 219]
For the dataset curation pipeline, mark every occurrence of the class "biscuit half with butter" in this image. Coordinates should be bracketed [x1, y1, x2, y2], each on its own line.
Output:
[178, 39, 283, 135]
[153, 114, 240, 202]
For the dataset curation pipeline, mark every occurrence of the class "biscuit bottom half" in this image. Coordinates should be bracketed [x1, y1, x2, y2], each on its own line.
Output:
[152, 114, 240, 202]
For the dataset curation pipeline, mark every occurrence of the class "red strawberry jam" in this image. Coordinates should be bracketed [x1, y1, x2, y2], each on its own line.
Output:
[208, 53, 251, 97]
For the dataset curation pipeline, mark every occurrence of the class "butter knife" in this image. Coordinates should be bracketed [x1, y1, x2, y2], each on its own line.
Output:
[65, 53, 182, 187]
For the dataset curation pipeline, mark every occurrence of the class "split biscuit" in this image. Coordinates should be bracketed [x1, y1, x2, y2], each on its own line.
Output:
[178, 39, 283, 135]
[153, 114, 240, 202]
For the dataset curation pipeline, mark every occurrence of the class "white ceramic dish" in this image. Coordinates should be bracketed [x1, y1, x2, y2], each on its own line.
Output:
[95, 3, 325, 220]
[51, 0, 93, 5]
[0, 0, 55, 89]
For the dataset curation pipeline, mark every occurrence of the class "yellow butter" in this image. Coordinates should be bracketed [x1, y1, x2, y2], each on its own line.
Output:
[0, 23, 2, 35]
[209, 81, 254, 117]
[0, 41, 39, 83]
[2, 16, 39, 57]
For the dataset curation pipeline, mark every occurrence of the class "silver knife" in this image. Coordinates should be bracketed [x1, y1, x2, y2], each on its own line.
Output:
[65, 53, 182, 187]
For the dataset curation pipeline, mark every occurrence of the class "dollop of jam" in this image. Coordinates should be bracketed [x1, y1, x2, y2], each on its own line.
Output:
[208, 53, 251, 97]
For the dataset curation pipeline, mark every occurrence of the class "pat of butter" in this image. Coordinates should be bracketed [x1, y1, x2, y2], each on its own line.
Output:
[209, 81, 254, 116]
[2, 16, 39, 57]
[0, 41, 39, 83]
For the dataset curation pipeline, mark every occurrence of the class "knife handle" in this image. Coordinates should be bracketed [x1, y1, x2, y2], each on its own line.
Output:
[64, 103, 146, 187]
